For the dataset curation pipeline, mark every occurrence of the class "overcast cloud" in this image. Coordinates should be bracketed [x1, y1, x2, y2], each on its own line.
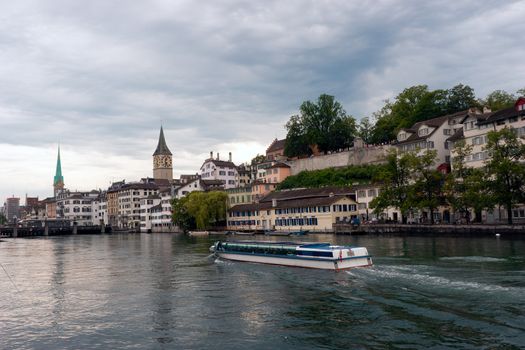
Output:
[1, 0, 524, 203]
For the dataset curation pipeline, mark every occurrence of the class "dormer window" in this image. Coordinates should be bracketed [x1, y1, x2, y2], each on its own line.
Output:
[398, 132, 406, 141]
[418, 127, 429, 136]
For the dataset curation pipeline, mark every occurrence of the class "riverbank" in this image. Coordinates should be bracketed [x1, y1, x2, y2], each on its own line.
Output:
[334, 223, 525, 236]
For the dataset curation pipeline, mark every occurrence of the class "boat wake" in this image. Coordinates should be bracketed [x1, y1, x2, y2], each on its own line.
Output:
[439, 256, 506, 263]
[349, 265, 524, 296]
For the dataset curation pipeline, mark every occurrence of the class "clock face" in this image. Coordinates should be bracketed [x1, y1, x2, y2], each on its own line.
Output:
[154, 155, 172, 168]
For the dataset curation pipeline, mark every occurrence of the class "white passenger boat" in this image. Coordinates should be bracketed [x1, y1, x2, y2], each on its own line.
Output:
[210, 241, 373, 270]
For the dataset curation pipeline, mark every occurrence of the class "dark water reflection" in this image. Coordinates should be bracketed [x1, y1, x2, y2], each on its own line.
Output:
[1, 234, 524, 349]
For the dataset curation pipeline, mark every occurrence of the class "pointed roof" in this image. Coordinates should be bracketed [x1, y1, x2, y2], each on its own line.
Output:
[153, 126, 172, 156]
[54, 146, 64, 185]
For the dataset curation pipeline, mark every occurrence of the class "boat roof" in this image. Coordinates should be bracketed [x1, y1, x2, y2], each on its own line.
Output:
[219, 240, 360, 250]
[223, 240, 330, 247]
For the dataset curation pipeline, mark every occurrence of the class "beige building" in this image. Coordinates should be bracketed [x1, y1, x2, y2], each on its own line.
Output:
[263, 162, 291, 184]
[227, 187, 359, 232]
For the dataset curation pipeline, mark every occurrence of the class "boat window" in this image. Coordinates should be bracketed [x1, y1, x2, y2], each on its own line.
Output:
[297, 250, 333, 257]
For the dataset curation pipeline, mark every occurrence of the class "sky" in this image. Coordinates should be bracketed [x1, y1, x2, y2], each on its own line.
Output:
[1, 0, 524, 204]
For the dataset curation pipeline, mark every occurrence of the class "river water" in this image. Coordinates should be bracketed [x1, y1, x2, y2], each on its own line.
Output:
[1, 233, 524, 349]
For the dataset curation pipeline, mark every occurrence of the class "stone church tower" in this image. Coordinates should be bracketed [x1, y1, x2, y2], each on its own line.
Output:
[53, 145, 64, 196]
[153, 126, 173, 180]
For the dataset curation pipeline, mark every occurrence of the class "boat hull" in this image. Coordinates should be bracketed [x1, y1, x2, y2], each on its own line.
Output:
[215, 252, 372, 270]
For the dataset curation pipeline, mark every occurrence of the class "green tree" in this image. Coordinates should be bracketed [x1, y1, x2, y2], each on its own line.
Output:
[370, 149, 413, 223]
[184, 191, 229, 230]
[0, 212, 6, 225]
[445, 141, 493, 222]
[484, 128, 525, 224]
[171, 197, 195, 232]
[408, 150, 445, 224]
[517, 88, 525, 97]
[284, 94, 357, 156]
[357, 117, 374, 144]
[444, 84, 478, 113]
[482, 90, 516, 111]
[251, 154, 266, 165]
[369, 84, 478, 144]
[284, 115, 311, 157]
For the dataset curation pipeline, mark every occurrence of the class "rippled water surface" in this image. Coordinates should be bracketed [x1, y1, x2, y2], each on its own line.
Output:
[1, 233, 524, 349]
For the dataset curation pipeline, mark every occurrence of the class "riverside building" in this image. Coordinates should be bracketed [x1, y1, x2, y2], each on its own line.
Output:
[200, 152, 239, 189]
[227, 187, 359, 232]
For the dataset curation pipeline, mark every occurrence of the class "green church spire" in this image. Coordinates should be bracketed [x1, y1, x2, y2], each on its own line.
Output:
[54, 145, 63, 186]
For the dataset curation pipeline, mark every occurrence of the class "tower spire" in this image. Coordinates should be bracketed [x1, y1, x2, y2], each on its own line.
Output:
[54, 145, 63, 185]
[53, 145, 65, 196]
[153, 126, 172, 156]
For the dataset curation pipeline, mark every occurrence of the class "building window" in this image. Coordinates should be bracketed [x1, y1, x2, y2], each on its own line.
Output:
[443, 129, 451, 135]
[427, 141, 434, 149]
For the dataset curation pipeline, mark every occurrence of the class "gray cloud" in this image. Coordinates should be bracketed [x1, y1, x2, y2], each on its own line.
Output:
[1, 0, 524, 201]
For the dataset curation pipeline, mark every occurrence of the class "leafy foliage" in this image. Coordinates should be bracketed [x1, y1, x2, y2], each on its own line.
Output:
[251, 154, 266, 165]
[277, 164, 386, 190]
[444, 141, 492, 222]
[484, 128, 525, 224]
[284, 94, 357, 157]
[407, 150, 445, 224]
[369, 84, 478, 144]
[172, 191, 228, 231]
[370, 148, 412, 222]
[481, 90, 517, 111]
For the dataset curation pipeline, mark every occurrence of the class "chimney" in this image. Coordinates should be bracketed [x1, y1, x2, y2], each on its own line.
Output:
[216, 152, 220, 160]
[229, 152, 232, 162]
[272, 198, 277, 207]
[210, 151, 213, 159]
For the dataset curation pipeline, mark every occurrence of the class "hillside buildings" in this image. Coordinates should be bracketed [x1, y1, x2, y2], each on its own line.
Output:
[449, 98, 525, 168]
[200, 152, 239, 189]
[396, 110, 470, 167]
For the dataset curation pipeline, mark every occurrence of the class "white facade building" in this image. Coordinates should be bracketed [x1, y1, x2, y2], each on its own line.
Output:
[56, 190, 99, 226]
[117, 182, 159, 229]
[139, 195, 161, 232]
[396, 110, 470, 167]
[91, 194, 108, 226]
[200, 152, 239, 189]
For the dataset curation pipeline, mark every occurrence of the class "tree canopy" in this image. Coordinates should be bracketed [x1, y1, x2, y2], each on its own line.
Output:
[172, 191, 229, 231]
[284, 94, 357, 157]
[484, 128, 525, 224]
[369, 84, 478, 144]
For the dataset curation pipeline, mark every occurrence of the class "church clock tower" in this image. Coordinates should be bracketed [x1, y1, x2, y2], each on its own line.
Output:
[153, 126, 173, 181]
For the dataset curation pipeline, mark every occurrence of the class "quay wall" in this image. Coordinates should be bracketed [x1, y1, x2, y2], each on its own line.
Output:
[334, 223, 525, 236]
[0, 225, 106, 238]
[288, 144, 392, 175]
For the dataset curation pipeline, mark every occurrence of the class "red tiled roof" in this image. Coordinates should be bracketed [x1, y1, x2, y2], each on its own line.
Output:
[266, 138, 286, 153]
